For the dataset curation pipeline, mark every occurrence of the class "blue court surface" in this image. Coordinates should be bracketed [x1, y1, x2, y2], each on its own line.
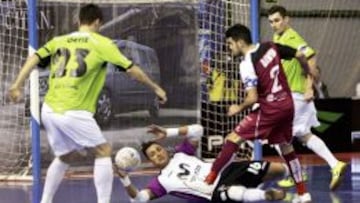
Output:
[1, 153, 359, 203]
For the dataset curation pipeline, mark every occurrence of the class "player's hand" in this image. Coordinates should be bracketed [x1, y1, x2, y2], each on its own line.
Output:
[7, 84, 22, 103]
[204, 171, 218, 185]
[227, 104, 242, 116]
[155, 87, 167, 104]
[147, 124, 166, 141]
[304, 88, 314, 102]
[113, 164, 128, 178]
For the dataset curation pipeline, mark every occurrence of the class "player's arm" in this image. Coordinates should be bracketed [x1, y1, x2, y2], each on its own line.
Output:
[276, 43, 316, 101]
[228, 88, 258, 116]
[10, 54, 40, 89]
[101, 41, 167, 104]
[294, 50, 315, 100]
[126, 65, 167, 104]
[297, 41, 319, 80]
[148, 124, 203, 148]
[228, 61, 258, 116]
[116, 168, 157, 202]
[8, 39, 54, 102]
[296, 46, 318, 101]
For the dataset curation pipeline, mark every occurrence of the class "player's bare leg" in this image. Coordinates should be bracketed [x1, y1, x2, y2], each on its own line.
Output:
[89, 143, 114, 203]
[279, 143, 311, 203]
[298, 133, 347, 190]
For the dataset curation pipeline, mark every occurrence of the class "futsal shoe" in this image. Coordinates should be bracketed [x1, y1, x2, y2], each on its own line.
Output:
[277, 172, 308, 188]
[330, 161, 347, 190]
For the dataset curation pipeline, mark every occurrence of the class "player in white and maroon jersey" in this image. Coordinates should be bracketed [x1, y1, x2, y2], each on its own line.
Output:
[204, 24, 312, 203]
[115, 124, 287, 202]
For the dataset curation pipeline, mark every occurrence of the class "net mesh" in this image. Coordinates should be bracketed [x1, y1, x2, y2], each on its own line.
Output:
[198, 0, 252, 159]
[0, 0, 31, 177]
[0, 0, 253, 177]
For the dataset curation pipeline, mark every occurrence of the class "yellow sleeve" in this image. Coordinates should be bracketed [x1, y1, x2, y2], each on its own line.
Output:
[98, 39, 133, 70]
[285, 30, 316, 59]
[36, 38, 56, 59]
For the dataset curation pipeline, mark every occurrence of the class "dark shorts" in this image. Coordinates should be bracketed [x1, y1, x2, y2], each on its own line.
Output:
[211, 161, 270, 202]
[234, 106, 294, 144]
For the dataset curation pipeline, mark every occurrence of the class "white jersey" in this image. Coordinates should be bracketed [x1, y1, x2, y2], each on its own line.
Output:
[146, 125, 220, 200]
[160, 152, 218, 199]
[147, 151, 220, 200]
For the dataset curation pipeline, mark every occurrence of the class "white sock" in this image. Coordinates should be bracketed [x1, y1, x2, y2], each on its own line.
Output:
[242, 188, 266, 201]
[40, 158, 69, 203]
[306, 135, 338, 168]
[94, 157, 113, 203]
[225, 186, 265, 202]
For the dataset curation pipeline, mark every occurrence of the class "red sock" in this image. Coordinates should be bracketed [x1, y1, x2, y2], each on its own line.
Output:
[205, 141, 238, 184]
[283, 151, 307, 195]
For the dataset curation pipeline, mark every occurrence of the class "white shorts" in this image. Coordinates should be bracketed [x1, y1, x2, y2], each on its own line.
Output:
[292, 93, 320, 137]
[41, 103, 106, 156]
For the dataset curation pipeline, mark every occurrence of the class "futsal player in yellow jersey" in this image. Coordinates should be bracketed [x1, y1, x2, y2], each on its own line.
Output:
[8, 4, 166, 203]
[267, 5, 346, 192]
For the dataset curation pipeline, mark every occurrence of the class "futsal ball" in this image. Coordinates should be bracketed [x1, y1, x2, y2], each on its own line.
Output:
[115, 147, 141, 171]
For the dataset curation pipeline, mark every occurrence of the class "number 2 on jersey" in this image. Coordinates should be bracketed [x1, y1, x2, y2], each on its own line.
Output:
[52, 48, 89, 78]
[269, 64, 283, 93]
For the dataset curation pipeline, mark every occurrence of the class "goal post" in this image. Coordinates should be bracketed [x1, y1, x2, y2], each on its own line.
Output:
[250, 0, 262, 161]
[27, 0, 41, 201]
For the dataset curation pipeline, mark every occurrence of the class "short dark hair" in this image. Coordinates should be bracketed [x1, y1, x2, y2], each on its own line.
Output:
[225, 24, 252, 44]
[79, 4, 103, 25]
[141, 141, 157, 159]
[268, 5, 288, 17]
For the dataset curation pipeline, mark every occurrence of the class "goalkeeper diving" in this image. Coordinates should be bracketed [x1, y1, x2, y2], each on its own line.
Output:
[115, 124, 290, 202]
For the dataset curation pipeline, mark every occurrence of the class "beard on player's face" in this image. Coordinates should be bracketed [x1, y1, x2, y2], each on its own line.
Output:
[231, 43, 243, 57]
[227, 39, 243, 57]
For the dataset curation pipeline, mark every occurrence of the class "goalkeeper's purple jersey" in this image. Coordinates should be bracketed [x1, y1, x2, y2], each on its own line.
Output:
[146, 140, 219, 200]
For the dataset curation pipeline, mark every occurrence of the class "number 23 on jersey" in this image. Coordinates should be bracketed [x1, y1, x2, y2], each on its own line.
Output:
[52, 47, 90, 78]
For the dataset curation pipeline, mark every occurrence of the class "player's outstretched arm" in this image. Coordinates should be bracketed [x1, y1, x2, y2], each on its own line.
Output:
[126, 65, 167, 104]
[115, 166, 156, 202]
[147, 124, 203, 148]
[8, 54, 40, 103]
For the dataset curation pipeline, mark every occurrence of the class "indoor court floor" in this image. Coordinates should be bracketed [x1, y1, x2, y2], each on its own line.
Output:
[1, 153, 359, 203]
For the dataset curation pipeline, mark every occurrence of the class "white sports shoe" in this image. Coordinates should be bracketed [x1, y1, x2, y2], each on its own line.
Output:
[292, 192, 312, 203]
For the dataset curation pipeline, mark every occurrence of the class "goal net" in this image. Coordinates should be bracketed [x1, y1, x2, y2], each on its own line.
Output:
[199, 0, 252, 160]
[0, 0, 253, 179]
[0, 0, 31, 178]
